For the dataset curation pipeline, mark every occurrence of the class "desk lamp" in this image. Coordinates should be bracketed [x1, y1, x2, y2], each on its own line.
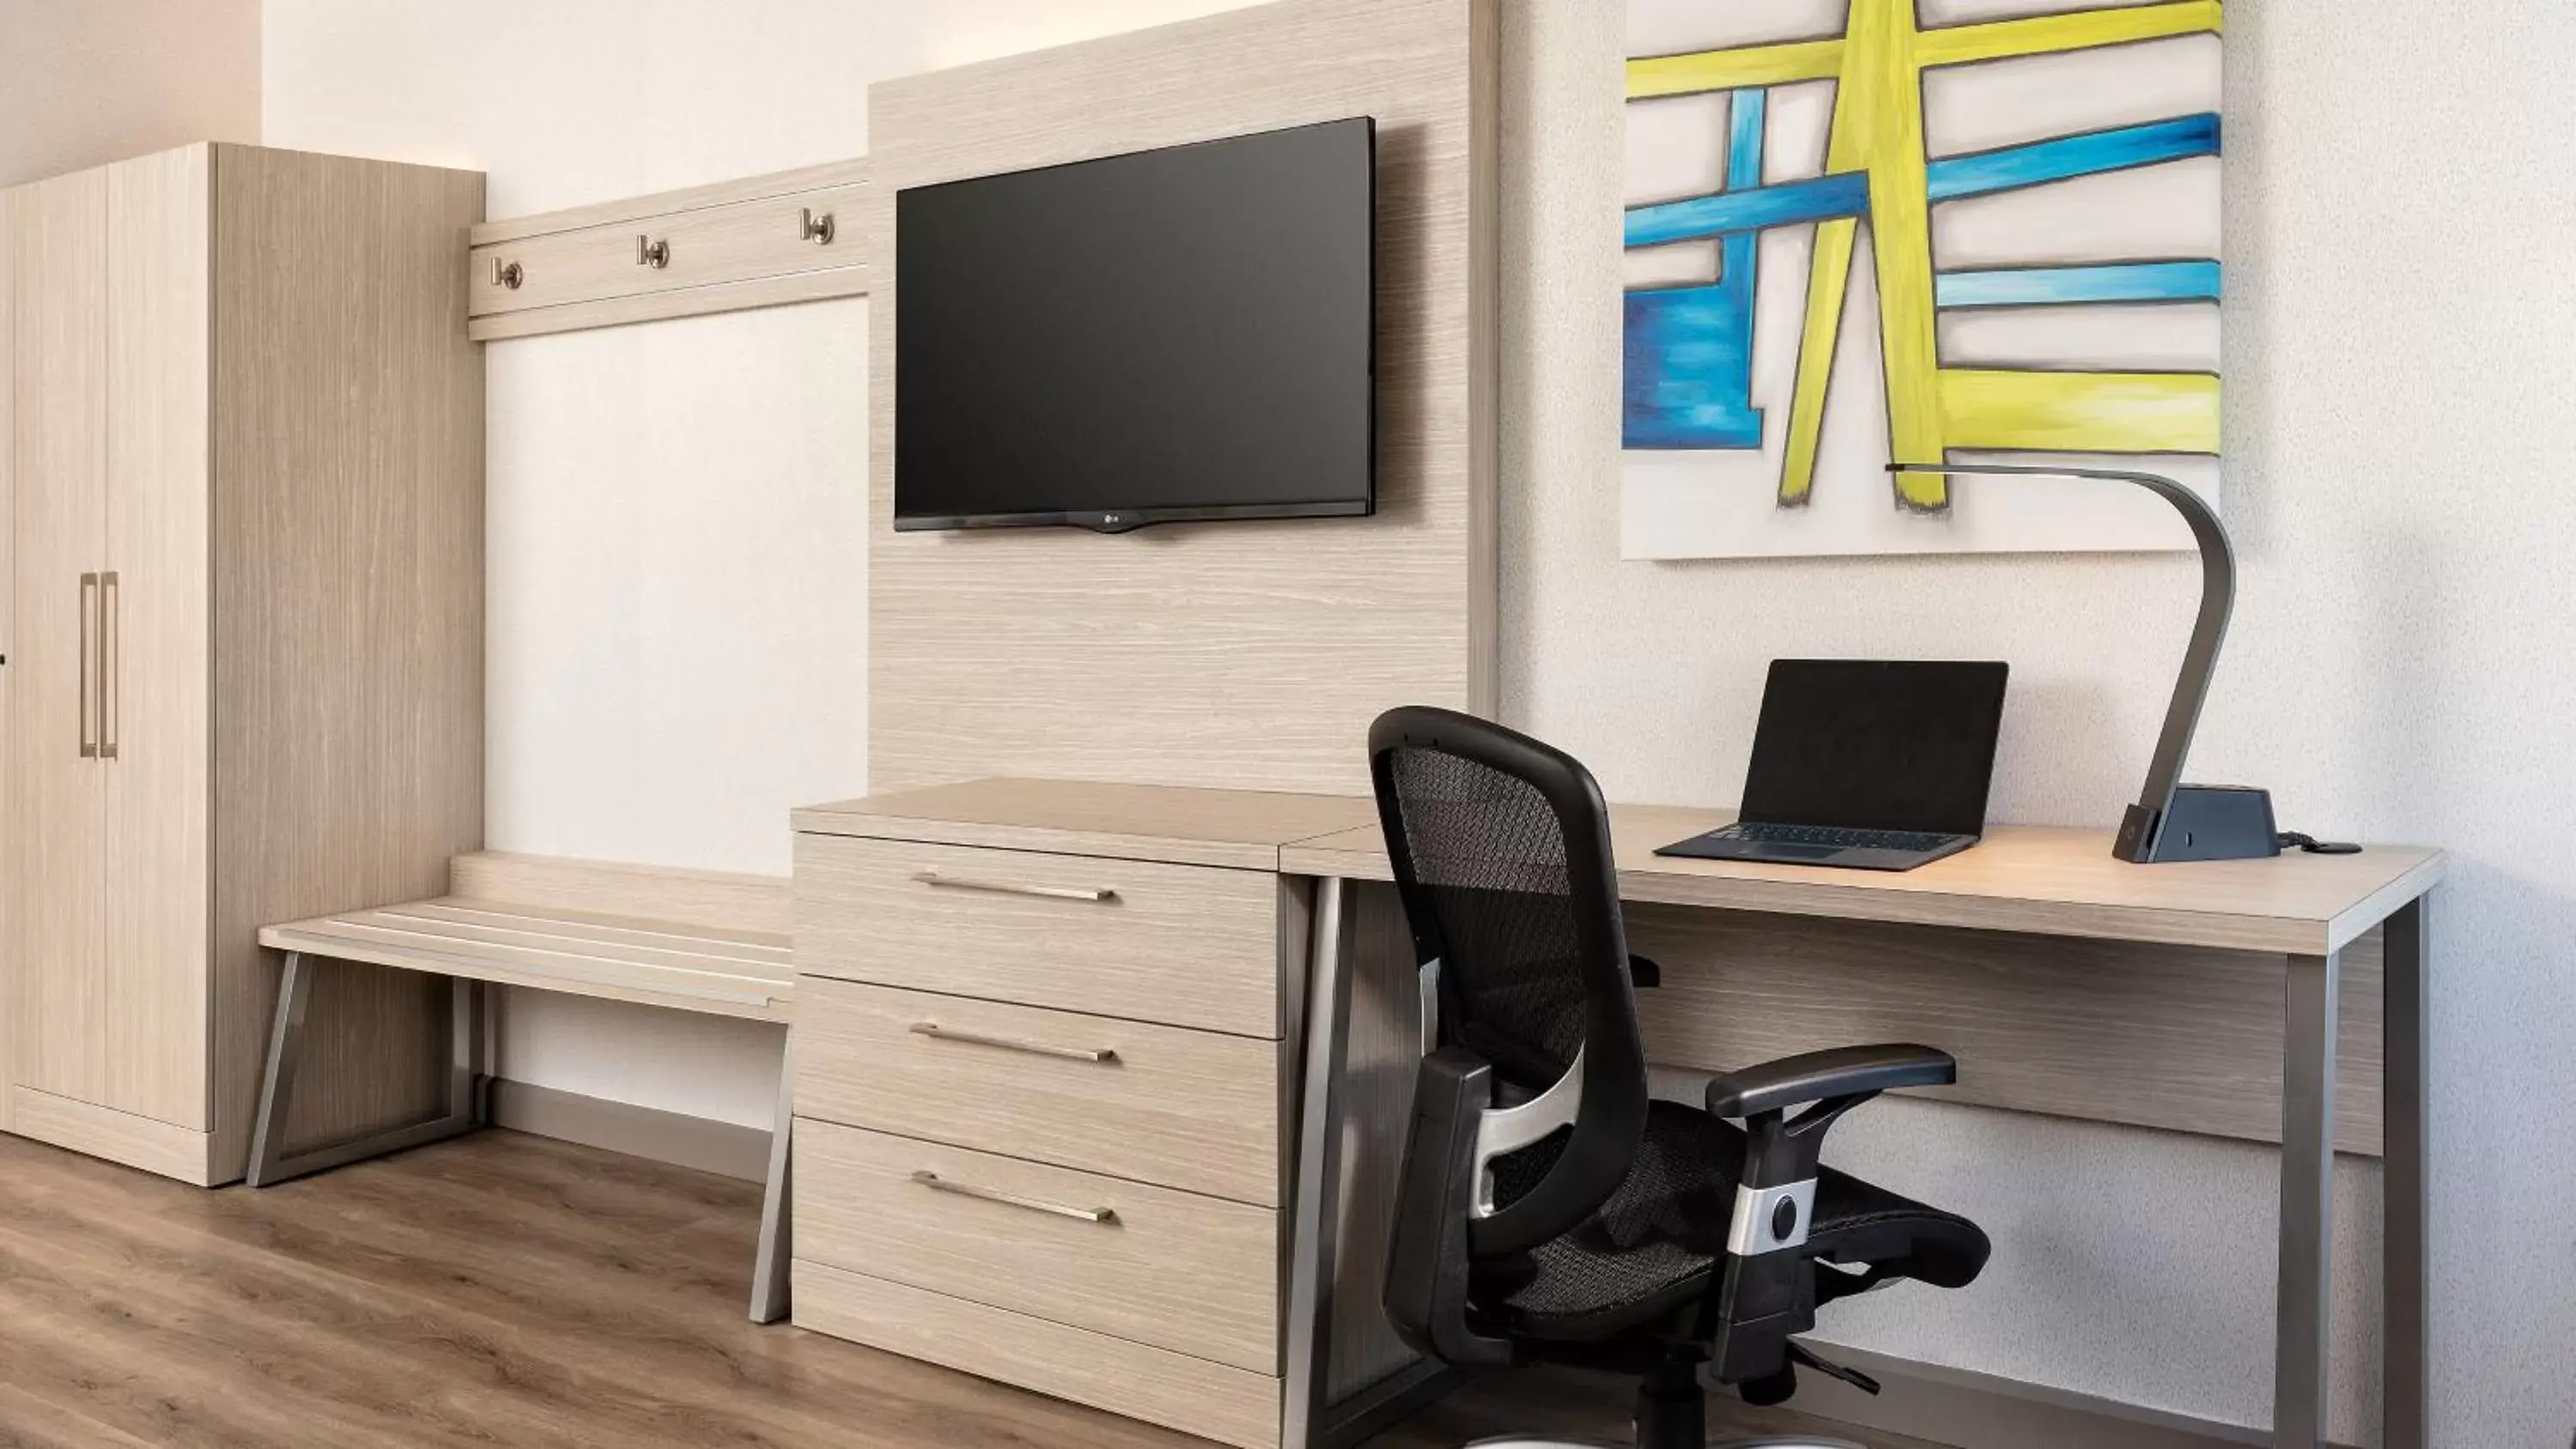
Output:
[1886, 461, 2287, 864]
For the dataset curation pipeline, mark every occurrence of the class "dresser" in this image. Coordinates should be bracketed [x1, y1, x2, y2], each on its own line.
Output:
[787, 779, 1436, 1449]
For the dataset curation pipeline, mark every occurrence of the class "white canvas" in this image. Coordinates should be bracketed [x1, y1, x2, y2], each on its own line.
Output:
[1621, 0, 2225, 558]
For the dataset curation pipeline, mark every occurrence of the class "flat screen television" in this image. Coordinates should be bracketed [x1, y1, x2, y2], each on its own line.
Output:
[895, 117, 1376, 533]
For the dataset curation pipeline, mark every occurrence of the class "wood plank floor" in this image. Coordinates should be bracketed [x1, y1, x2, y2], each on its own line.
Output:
[0, 1129, 1942, 1448]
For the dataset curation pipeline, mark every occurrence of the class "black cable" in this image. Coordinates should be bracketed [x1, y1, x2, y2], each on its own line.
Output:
[2277, 831, 2361, 856]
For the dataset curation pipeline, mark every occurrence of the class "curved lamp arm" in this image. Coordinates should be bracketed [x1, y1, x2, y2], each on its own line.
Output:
[1887, 463, 2232, 864]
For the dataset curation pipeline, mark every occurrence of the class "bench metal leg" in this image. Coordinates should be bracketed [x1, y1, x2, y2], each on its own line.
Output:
[749, 1028, 794, 1324]
[246, 952, 490, 1187]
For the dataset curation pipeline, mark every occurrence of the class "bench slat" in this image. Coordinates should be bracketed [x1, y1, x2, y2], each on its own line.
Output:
[357, 905, 793, 976]
[396, 898, 793, 957]
[259, 919, 793, 1022]
[321, 912, 789, 987]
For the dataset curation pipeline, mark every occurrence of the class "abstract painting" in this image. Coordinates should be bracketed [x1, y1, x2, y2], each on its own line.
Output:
[1622, 0, 2222, 557]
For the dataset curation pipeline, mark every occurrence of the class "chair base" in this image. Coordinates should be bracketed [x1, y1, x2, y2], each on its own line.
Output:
[1456, 1348, 1866, 1449]
[1466, 1440, 1862, 1448]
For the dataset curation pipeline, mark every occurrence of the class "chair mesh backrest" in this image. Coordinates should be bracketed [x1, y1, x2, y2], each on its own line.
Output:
[1381, 743, 1589, 1092]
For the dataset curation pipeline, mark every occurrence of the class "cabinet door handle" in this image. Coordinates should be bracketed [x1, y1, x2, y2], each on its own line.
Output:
[98, 572, 118, 761]
[77, 573, 96, 759]
[909, 1022, 1117, 1064]
[910, 1170, 1117, 1225]
[909, 870, 1116, 903]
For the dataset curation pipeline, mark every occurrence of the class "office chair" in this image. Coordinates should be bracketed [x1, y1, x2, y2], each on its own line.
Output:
[1369, 707, 1991, 1449]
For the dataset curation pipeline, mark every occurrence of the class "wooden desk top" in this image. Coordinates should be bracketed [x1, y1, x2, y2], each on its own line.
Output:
[793, 780, 2440, 955]
[793, 778, 1381, 872]
[1279, 803, 2444, 956]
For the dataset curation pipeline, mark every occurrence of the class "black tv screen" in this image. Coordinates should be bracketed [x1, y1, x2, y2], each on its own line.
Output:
[895, 117, 1376, 533]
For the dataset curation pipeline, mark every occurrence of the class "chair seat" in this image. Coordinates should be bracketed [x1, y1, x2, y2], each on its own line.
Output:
[1492, 1101, 1990, 1340]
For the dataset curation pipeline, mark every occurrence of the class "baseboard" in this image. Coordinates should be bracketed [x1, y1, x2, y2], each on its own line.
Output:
[1791, 1341, 2318, 1449]
[486, 1079, 770, 1183]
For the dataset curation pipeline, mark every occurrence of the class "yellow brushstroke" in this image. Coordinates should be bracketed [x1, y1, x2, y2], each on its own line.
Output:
[1918, 0, 2222, 68]
[1837, 0, 1948, 509]
[1626, 39, 1844, 99]
[1939, 370, 2221, 454]
[1778, 217, 1857, 506]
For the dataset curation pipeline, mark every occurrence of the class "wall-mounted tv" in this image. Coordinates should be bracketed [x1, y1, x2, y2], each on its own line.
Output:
[895, 117, 1376, 534]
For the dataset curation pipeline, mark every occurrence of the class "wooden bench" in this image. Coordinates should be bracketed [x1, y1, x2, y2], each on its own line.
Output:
[252, 852, 797, 1322]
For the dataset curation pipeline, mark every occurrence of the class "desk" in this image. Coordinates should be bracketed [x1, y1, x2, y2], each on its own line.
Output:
[1283, 803, 2442, 1449]
[787, 780, 2439, 1449]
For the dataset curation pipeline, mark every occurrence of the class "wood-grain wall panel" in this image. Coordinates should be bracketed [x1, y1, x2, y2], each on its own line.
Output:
[866, 0, 1498, 797]
[205, 146, 486, 1183]
[1622, 905, 2387, 1156]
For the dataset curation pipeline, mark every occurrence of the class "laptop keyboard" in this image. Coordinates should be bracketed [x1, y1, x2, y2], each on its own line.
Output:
[1718, 822, 1959, 853]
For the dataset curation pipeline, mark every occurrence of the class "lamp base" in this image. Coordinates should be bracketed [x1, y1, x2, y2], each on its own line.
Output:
[2115, 785, 2281, 863]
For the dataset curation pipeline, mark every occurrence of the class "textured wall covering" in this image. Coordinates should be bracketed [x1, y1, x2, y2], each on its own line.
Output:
[0, 0, 259, 189]
[1503, 2, 2573, 1442]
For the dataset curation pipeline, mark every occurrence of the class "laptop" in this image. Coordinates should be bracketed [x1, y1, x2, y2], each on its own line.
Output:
[1656, 659, 2009, 872]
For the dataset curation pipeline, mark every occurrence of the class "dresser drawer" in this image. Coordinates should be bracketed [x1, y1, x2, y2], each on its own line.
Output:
[794, 1120, 1278, 1373]
[793, 1261, 1282, 1449]
[794, 833, 1283, 1036]
[799, 978, 1282, 1205]
[469, 181, 866, 318]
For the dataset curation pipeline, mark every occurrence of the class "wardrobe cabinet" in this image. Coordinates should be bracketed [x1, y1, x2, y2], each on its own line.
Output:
[3, 144, 486, 1185]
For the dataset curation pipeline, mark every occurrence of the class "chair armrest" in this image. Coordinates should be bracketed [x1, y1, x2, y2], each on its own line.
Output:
[1383, 1047, 1513, 1367]
[1705, 1044, 1955, 1119]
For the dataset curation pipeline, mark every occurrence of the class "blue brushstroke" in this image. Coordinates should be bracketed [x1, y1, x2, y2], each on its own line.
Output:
[1622, 113, 2221, 250]
[1625, 171, 1869, 248]
[1625, 284, 1764, 449]
[1925, 113, 2220, 202]
[1719, 88, 1767, 297]
[1935, 260, 2221, 308]
[1624, 90, 1770, 451]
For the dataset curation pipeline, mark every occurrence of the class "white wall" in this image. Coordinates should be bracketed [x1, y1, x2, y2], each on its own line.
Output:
[258, 1, 2575, 1442]
[1510, 4, 2573, 1445]
[0, 0, 260, 189]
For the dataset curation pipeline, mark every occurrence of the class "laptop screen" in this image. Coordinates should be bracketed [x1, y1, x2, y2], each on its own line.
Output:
[1738, 660, 2009, 837]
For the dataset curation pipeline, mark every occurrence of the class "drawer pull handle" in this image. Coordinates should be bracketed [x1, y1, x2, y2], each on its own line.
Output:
[637, 234, 671, 269]
[490, 256, 524, 289]
[910, 870, 1116, 904]
[910, 1022, 1117, 1064]
[912, 1170, 1117, 1224]
[800, 206, 837, 245]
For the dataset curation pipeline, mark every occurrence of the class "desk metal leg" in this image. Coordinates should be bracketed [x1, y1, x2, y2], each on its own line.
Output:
[1281, 877, 1462, 1449]
[2384, 897, 2429, 1449]
[2274, 949, 2340, 1449]
[1284, 876, 1358, 1449]
[749, 1028, 795, 1324]
[248, 955, 489, 1187]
